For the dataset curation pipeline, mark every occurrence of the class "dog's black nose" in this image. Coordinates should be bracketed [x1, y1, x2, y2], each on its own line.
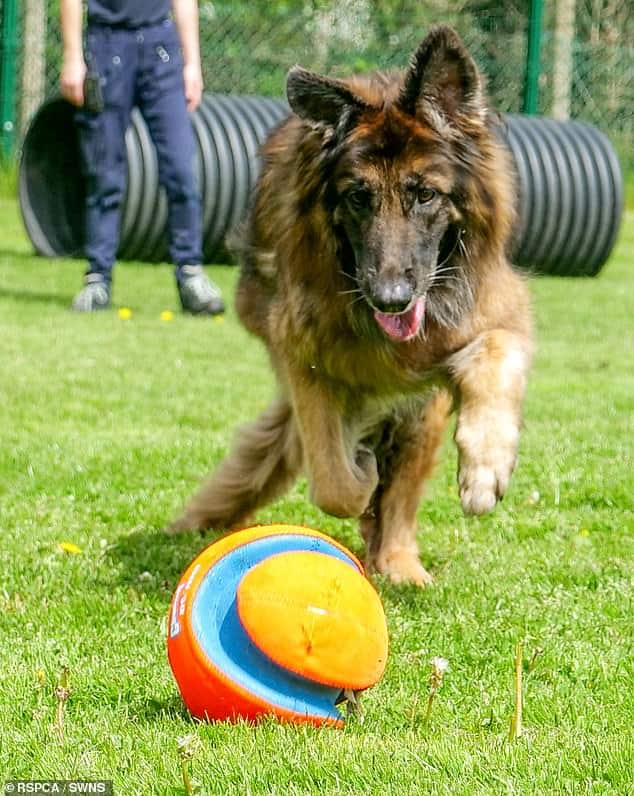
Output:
[371, 277, 414, 313]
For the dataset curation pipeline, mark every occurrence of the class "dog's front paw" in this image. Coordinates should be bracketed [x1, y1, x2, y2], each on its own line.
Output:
[456, 414, 519, 515]
[458, 454, 515, 515]
[374, 547, 433, 586]
[311, 482, 373, 519]
[310, 446, 378, 518]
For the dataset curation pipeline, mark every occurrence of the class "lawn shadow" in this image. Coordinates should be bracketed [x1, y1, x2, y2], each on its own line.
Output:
[0, 247, 40, 261]
[0, 285, 71, 307]
[0, 248, 78, 307]
[107, 524, 224, 594]
[133, 694, 191, 724]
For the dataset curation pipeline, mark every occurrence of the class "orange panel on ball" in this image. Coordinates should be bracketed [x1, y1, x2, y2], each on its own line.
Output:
[237, 550, 389, 690]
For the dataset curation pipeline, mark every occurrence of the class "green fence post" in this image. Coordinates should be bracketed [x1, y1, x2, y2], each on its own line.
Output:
[523, 0, 544, 114]
[0, 0, 18, 159]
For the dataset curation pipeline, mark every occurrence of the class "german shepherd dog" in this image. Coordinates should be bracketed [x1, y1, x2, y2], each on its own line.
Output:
[170, 26, 533, 585]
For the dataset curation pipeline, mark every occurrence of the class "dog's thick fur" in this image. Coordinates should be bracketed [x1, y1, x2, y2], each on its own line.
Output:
[170, 26, 533, 585]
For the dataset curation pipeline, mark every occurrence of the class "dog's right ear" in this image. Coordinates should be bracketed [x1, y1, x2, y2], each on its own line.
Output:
[286, 66, 369, 128]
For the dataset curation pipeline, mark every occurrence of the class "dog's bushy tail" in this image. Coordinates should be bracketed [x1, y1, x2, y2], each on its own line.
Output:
[168, 397, 301, 534]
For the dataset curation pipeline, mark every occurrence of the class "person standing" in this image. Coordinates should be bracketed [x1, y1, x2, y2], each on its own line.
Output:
[60, 0, 225, 315]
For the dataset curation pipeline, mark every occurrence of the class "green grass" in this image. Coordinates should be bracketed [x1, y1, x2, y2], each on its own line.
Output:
[0, 159, 17, 198]
[624, 169, 634, 211]
[1, 196, 633, 795]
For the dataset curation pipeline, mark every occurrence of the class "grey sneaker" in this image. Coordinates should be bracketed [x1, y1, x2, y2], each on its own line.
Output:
[71, 274, 111, 312]
[178, 265, 225, 316]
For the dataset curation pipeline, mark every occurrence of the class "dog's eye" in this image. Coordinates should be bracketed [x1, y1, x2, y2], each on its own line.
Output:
[417, 187, 436, 204]
[345, 189, 372, 212]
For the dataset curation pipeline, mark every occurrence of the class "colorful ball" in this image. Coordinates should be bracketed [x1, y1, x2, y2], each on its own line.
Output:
[167, 524, 389, 727]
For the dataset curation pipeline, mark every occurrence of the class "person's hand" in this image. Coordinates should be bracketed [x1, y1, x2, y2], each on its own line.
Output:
[60, 57, 87, 106]
[183, 62, 203, 112]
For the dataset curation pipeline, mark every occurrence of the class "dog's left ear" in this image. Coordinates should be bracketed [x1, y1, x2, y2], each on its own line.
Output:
[398, 26, 485, 126]
[287, 66, 370, 129]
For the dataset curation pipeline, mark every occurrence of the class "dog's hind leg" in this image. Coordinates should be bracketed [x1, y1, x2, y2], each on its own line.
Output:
[167, 397, 301, 534]
[366, 389, 452, 585]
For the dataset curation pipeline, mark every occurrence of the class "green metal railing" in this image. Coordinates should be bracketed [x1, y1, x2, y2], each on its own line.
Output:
[0, 0, 18, 158]
[523, 0, 544, 114]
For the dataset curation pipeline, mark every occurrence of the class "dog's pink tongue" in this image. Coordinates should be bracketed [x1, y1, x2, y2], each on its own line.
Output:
[374, 297, 425, 342]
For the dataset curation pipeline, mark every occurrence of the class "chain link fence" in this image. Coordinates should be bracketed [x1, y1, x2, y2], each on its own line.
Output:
[5, 0, 634, 167]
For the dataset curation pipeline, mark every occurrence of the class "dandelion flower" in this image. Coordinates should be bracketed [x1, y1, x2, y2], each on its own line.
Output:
[58, 542, 82, 555]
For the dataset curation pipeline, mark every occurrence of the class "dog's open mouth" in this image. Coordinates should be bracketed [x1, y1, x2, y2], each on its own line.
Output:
[374, 297, 425, 342]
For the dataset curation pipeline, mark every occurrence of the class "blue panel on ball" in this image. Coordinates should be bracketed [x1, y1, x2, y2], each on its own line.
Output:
[190, 534, 358, 722]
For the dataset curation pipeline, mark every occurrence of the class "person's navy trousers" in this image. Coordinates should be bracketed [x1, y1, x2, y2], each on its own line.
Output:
[76, 18, 203, 279]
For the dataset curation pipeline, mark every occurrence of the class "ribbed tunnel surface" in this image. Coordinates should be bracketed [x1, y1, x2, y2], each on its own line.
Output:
[19, 97, 623, 275]
[504, 114, 623, 276]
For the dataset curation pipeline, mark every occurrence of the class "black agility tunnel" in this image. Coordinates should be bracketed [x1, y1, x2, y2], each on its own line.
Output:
[19, 96, 623, 275]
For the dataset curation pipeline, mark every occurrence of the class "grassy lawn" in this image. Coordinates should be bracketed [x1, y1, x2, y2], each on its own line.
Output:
[0, 195, 632, 795]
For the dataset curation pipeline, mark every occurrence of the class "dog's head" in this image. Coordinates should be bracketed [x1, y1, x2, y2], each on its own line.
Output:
[287, 26, 508, 341]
